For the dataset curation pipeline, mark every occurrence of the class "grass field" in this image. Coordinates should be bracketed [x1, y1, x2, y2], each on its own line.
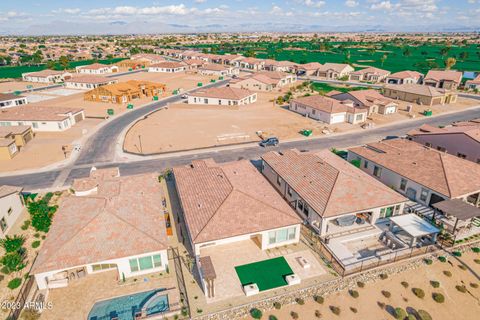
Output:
[188, 41, 480, 74]
[235, 257, 293, 291]
[0, 58, 126, 79]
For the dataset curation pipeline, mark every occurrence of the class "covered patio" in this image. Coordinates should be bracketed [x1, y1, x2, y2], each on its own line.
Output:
[432, 199, 480, 241]
[388, 214, 440, 247]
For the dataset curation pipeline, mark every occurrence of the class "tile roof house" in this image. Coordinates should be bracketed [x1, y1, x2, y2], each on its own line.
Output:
[349, 67, 390, 83]
[329, 89, 398, 115]
[407, 123, 480, 164]
[0, 93, 28, 109]
[148, 61, 187, 73]
[466, 74, 480, 91]
[230, 71, 297, 92]
[32, 168, 169, 291]
[384, 83, 458, 106]
[348, 139, 480, 207]
[295, 62, 323, 76]
[423, 70, 462, 90]
[289, 95, 367, 124]
[0, 125, 33, 160]
[315, 63, 354, 80]
[75, 63, 119, 75]
[22, 70, 72, 83]
[262, 149, 407, 236]
[64, 75, 118, 90]
[173, 159, 301, 256]
[386, 70, 423, 85]
[0, 185, 24, 238]
[0, 106, 85, 132]
[130, 53, 165, 65]
[198, 63, 239, 76]
[188, 87, 257, 106]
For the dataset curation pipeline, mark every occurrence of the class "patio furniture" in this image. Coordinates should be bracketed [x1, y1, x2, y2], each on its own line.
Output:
[336, 215, 356, 226]
[296, 256, 311, 269]
[77, 269, 86, 278]
[47, 271, 69, 288]
[243, 283, 259, 296]
[285, 274, 301, 285]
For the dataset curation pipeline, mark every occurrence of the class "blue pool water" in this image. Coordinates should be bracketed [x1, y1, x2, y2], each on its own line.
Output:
[88, 289, 169, 320]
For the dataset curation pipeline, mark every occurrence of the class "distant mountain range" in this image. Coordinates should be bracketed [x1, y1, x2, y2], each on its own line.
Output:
[1, 20, 478, 36]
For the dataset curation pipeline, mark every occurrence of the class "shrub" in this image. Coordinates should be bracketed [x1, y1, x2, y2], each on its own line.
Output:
[350, 307, 358, 313]
[196, 309, 203, 314]
[377, 301, 386, 309]
[31, 241, 41, 249]
[1, 252, 26, 274]
[269, 316, 278, 320]
[443, 270, 452, 277]
[475, 259, 480, 264]
[349, 290, 359, 298]
[357, 281, 365, 288]
[424, 258, 433, 265]
[33, 233, 40, 238]
[0, 235, 25, 253]
[412, 288, 425, 299]
[401, 281, 409, 288]
[458, 264, 467, 270]
[20, 220, 31, 231]
[28, 197, 57, 233]
[8, 277, 22, 289]
[470, 282, 479, 288]
[472, 247, 480, 253]
[395, 307, 407, 320]
[19, 308, 41, 320]
[314, 295, 324, 304]
[381, 290, 391, 298]
[438, 256, 447, 262]
[452, 251, 462, 257]
[430, 280, 440, 288]
[417, 309, 433, 320]
[314, 310, 321, 318]
[295, 298, 305, 305]
[432, 292, 445, 303]
[250, 308, 262, 319]
[379, 273, 388, 280]
[273, 302, 281, 310]
[290, 311, 299, 319]
[330, 306, 341, 315]
[456, 285, 467, 293]
[407, 315, 416, 320]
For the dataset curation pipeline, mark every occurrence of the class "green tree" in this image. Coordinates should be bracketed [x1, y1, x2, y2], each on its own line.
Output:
[46, 60, 56, 69]
[1, 252, 26, 273]
[59, 55, 70, 69]
[0, 235, 25, 253]
[380, 53, 388, 66]
[445, 57, 457, 70]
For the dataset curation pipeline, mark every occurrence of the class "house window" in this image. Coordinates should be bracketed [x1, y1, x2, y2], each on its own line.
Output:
[268, 227, 297, 245]
[420, 188, 429, 202]
[363, 160, 369, 168]
[0, 217, 7, 232]
[92, 263, 116, 272]
[356, 114, 363, 121]
[394, 205, 401, 214]
[373, 166, 382, 178]
[129, 254, 162, 273]
[400, 178, 407, 191]
[7, 207, 12, 215]
[32, 122, 38, 129]
[380, 207, 394, 218]
[312, 109, 316, 115]
[276, 175, 281, 185]
[287, 186, 293, 197]
[204, 98, 208, 104]
[297, 200, 304, 211]
[457, 153, 467, 159]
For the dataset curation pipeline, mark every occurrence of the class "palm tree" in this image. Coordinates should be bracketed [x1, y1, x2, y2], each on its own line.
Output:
[445, 57, 457, 70]
[380, 53, 388, 67]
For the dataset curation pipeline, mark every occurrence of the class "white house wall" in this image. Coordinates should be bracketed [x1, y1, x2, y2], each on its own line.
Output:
[0, 193, 24, 238]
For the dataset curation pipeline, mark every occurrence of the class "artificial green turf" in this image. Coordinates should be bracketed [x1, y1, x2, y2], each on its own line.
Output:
[235, 256, 293, 291]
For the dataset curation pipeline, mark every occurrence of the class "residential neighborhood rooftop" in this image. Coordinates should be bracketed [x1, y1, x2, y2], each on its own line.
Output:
[292, 94, 348, 113]
[348, 139, 480, 198]
[189, 87, 254, 100]
[385, 83, 450, 97]
[65, 75, 116, 84]
[0, 185, 23, 198]
[0, 105, 83, 121]
[407, 124, 480, 143]
[262, 149, 407, 218]
[173, 159, 301, 244]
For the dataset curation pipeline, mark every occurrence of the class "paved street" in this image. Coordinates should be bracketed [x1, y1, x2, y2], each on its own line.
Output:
[1, 105, 479, 191]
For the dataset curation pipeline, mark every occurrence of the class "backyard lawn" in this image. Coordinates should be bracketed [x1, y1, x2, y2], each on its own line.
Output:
[235, 257, 293, 291]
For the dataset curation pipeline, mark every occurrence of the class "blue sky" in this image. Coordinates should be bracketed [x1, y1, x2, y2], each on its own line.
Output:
[0, 1, 479, 34]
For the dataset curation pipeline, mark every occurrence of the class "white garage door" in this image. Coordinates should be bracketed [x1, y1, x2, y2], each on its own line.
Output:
[330, 113, 345, 124]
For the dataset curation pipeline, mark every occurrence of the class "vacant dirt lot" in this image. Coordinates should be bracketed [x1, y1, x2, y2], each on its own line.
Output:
[0, 80, 50, 93]
[0, 118, 102, 173]
[252, 250, 480, 320]
[124, 85, 321, 154]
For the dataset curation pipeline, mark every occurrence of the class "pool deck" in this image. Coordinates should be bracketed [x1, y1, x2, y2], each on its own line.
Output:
[38, 269, 180, 320]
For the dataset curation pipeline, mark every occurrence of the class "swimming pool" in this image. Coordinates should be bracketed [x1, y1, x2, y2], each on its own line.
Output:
[88, 289, 169, 320]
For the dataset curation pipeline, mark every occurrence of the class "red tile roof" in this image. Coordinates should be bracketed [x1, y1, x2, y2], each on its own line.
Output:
[292, 95, 348, 113]
[173, 159, 301, 244]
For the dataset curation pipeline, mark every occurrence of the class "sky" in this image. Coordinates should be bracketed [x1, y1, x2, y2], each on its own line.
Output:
[0, 0, 479, 35]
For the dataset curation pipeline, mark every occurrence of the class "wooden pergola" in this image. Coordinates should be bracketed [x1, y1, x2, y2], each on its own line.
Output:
[432, 199, 480, 236]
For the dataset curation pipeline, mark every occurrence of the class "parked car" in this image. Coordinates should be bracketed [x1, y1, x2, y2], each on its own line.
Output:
[260, 137, 279, 147]
[181, 94, 188, 99]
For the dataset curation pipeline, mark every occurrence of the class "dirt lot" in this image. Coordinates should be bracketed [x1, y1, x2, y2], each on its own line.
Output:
[251, 250, 480, 320]
[0, 80, 50, 93]
[124, 85, 321, 154]
[27, 71, 217, 118]
[124, 82, 479, 155]
[0, 118, 102, 173]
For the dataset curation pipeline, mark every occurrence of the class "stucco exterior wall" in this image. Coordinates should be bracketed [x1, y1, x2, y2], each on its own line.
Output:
[0, 192, 24, 238]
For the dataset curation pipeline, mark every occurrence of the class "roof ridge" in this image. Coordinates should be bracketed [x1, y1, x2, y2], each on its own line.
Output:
[438, 153, 453, 198]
